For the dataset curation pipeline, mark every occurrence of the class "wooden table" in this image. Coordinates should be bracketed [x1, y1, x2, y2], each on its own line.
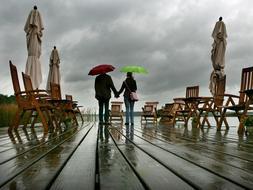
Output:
[175, 97, 213, 127]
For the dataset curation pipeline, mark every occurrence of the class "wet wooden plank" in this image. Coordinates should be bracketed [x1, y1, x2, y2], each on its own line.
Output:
[0, 129, 47, 164]
[110, 127, 195, 190]
[0, 124, 92, 188]
[0, 117, 253, 189]
[117, 127, 246, 189]
[0, 126, 77, 166]
[99, 125, 145, 190]
[133, 126, 253, 187]
[133, 126, 253, 175]
[50, 125, 98, 189]
[140, 125, 253, 160]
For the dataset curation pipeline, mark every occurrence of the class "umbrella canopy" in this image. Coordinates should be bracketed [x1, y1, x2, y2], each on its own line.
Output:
[120, 66, 148, 74]
[88, 64, 115, 76]
[24, 6, 44, 89]
[209, 17, 227, 95]
[46, 46, 61, 91]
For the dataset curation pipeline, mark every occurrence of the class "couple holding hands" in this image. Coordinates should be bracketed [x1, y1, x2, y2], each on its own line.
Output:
[95, 72, 137, 125]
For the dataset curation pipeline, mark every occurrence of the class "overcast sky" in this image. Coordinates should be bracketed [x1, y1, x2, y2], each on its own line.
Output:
[1, 0, 253, 111]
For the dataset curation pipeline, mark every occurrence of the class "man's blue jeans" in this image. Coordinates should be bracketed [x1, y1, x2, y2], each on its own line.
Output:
[124, 97, 134, 124]
[98, 98, 110, 123]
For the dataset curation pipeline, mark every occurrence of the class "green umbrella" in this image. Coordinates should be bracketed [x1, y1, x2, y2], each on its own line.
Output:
[120, 65, 148, 74]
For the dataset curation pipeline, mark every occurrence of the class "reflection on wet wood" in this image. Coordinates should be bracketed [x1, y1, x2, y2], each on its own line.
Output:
[0, 117, 253, 189]
[50, 125, 97, 190]
[99, 125, 145, 190]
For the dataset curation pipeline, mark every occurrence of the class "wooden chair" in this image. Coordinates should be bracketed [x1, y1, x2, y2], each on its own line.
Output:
[22, 72, 59, 131]
[159, 103, 174, 123]
[141, 102, 159, 124]
[173, 86, 199, 126]
[65, 94, 84, 123]
[218, 67, 253, 134]
[109, 101, 123, 124]
[50, 82, 78, 126]
[198, 76, 228, 128]
[9, 61, 51, 134]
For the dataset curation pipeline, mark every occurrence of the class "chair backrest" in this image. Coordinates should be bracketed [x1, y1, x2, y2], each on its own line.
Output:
[22, 72, 34, 92]
[50, 82, 62, 100]
[239, 66, 253, 104]
[214, 75, 226, 107]
[9, 61, 21, 95]
[111, 105, 121, 113]
[186, 86, 199, 98]
[65, 94, 73, 101]
[111, 101, 123, 113]
[143, 105, 154, 113]
[9, 61, 25, 107]
[144, 102, 159, 114]
[145, 101, 159, 108]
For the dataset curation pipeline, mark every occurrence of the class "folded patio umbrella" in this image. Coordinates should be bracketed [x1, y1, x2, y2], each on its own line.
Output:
[209, 17, 227, 95]
[46, 46, 61, 91]
[24, 6, 44, 89]
[88, 64, 115, 76]
[120, 65, 148, 74]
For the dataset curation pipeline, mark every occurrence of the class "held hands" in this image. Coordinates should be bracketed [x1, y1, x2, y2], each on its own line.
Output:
[115, 92, 120, 98]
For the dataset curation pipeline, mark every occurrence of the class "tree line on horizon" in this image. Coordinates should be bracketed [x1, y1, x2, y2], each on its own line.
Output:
[0, 94, 16, 104]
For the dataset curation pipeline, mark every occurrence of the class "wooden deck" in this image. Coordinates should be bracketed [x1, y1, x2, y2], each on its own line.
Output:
[0, 118, 253, 189]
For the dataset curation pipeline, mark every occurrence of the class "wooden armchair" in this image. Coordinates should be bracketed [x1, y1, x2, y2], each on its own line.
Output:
[50, 82, 78, 126]
[22, 72, 59, 131]
[218, 67, 253, 134]
[65, 94, 84, 123]
[109, 101, 123, 124]
[159, 103, 174, 123]
[198, 76, 228, 128]
[141, 101, 159, 124]
[173, 85, 199, 126]
[9, 61, 52, 134]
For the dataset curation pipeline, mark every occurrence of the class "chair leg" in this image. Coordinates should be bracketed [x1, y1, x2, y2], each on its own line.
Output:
[217, 109, 226, 131]
[31, 114, 38, 128]
[36, 107, 49, 134]
[44, 109, 58, 132]
[22, 127, 30, 141]
[9, 109, 21, 132]
[72, 112, 79, 126]
[172, 112, 178, 126]
[203, 112, 208, 127]
[223, 117, 229, 130]
[202, 112, 211, 128]
[238, 110, 247, 134]
[77, 107, 84, 123]
[23, 110, 33, 128]
[51, 110, 60, 129]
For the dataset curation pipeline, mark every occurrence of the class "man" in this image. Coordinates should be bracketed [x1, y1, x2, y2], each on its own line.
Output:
[95, 73, 118, 125]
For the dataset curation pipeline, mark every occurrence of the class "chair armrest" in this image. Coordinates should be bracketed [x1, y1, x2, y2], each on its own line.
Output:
[173, 97, 185, 101]
[15, 91, 27, 96]
[35, 89, 48, 93]
[25, 89, 50, 96]
[223, 93, 240, 98]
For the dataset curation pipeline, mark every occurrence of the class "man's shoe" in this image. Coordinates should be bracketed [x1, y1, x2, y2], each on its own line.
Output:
[125, 123, 129, 125]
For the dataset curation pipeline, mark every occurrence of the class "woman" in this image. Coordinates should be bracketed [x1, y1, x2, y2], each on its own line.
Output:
[118, 72, 137, 125]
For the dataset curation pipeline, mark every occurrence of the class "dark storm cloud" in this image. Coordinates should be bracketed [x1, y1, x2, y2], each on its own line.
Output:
[1, 0, 253, 109]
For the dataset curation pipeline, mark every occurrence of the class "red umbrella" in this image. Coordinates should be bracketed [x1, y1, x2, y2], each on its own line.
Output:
[88, 64, 115, 75]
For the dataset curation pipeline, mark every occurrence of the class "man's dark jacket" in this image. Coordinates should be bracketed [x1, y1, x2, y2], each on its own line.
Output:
[95, 74, 117, 100]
